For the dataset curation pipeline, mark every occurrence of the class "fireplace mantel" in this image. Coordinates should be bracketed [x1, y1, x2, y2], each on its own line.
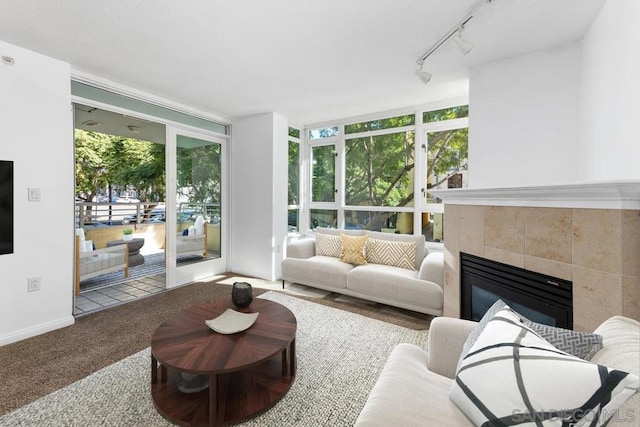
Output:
[430, 180, 640, 210]
[437, 180, 640, 332]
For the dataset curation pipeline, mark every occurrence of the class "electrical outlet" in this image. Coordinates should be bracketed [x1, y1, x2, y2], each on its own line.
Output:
[28, 277, 41, 292]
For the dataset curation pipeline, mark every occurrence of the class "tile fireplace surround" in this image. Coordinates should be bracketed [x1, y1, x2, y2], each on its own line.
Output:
[431, 181, 640, 332]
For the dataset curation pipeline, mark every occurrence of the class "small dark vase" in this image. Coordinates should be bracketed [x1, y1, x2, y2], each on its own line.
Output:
[232, 282, 253, 308]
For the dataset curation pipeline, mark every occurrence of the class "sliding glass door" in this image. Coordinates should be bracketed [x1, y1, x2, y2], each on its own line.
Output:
[166, 128, 226, 287]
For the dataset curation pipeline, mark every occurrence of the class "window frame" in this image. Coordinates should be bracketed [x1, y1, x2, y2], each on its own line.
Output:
[298, 98, 469, 250]
[287, 126, 302, 235]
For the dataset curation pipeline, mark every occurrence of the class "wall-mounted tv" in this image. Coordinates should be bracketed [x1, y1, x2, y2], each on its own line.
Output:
[0, 160, 13, 255]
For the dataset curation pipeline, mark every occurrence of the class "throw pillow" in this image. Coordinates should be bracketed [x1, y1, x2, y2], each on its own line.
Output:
[194, 215, 206, 236]
[316, 233, 342, 258]
[365, 238, 417, 271]
[450, 307, 639, 427]
[340, 234, 368, 265]
[522, 319, 603, 361]
[457, 299, 603, 373]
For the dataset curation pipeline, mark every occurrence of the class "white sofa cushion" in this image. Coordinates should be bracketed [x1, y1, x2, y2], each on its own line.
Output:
[450, 307, 639, 427]
[355, 343, 474, 426]
[590, 316, 640, 427]
[316, 226, 364, 237]
[347, 263, 443, 315]
[281, 255, 352, 290]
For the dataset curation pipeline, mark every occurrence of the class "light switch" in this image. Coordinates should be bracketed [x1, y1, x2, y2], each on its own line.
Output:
[28, 187, 41, 202]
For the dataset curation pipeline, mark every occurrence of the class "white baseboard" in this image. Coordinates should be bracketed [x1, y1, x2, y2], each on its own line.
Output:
[0, 315, 75, 347]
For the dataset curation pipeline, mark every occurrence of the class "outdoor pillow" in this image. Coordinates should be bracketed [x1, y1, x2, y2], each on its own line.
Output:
[339, 234, 368, 265]
[194, 215, 206, 236]
[450, 307, 639, 427]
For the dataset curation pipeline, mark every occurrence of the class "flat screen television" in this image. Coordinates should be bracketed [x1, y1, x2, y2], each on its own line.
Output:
[0, 160, 14, 255]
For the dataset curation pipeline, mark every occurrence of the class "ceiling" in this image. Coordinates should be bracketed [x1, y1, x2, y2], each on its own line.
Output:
[0, 0, 605, 126]
[75, 103, 167, 145]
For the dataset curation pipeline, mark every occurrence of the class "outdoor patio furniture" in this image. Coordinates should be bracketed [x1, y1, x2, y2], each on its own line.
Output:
[75, 235, 129, 296]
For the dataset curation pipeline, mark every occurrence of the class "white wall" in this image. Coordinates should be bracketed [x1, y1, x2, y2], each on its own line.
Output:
[468, 44, 582, 188]
[230, 113, 288, 281]
[0, 40, 75, 345]
[579, 0, 640, 181]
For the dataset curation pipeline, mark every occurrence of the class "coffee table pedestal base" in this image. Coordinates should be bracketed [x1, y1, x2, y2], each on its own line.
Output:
[151, 348, 295, 426]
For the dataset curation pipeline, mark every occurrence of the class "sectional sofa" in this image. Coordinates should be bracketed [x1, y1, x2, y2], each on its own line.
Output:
[281, 227, 444, 316]
[355, 312, 640, 426]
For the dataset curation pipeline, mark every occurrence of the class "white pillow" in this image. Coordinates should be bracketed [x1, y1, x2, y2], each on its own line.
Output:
[194, 215, 206, 236]
[450, 307, 639, 427]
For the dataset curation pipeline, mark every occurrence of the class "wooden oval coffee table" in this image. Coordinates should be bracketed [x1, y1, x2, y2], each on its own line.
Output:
[151, 298, 297, 426]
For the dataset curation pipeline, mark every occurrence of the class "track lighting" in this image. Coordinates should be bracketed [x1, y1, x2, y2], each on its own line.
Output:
[415, 62, 432, 85]
[453, 27, 474, 55]
[414, 0, 495, 84]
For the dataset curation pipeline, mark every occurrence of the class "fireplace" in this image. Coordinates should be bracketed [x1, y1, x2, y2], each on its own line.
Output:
[460, 253, 573, 328]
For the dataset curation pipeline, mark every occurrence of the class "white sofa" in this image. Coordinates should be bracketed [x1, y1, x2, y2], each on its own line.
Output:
[355, 315, 640, 426]
[281, 227, 444, 316]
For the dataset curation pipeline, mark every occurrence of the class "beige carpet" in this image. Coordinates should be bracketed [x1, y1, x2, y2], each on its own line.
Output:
[0, 275, 432, 416]
[0, 292, 430, 426]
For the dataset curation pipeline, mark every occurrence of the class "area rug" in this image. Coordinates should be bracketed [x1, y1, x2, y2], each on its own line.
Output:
[0, 292, 428, 426]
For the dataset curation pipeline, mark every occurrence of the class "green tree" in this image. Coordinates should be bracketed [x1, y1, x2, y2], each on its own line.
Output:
[341, 107, 468, 230]
[311, 145, 336, 203]
[288, 141, 299, 205]
[75, 130, 112, 203]
[75, 130, 166, 222]
[110, 136, 166, 202]
[176, 143, 221, 218]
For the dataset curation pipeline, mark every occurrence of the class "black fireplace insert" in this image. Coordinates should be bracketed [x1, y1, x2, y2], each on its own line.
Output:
[460, 253, 573, 328]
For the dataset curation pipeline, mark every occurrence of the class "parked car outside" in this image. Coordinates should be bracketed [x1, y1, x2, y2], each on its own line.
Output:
[122, 208, 165, 224]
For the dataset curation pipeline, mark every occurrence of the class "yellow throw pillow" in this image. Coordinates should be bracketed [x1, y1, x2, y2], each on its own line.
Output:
[340, 234, 368, 265]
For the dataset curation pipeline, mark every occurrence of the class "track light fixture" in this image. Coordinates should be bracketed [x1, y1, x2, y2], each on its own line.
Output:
[415, 0, 495, 84]
[453, 27, 474, 55]
[415, 62, 432, 84]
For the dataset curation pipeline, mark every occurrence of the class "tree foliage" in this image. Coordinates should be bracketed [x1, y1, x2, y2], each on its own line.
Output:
[176, 143, 221, 205]
[335, 108, 467, 230]
[288, 141, 299, 205]
[75, 129, 165, 202]
[311, 145, 336, 203]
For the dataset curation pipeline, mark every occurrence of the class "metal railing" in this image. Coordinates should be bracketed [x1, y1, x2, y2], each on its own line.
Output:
[75, 202, 164, 229]
[75, 201, 220, 229]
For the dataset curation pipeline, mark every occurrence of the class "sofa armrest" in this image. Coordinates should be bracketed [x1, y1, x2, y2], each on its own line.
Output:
[286, 238, 316, 259]
[418, 252, 444, 287]
[427, 317, 477, 379]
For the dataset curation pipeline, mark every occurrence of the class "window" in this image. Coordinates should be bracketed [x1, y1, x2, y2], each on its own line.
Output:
[422, 105, 469, 243]
[345, 131, 415, 207]
[298, 103, 469, 245]
[345, 114, 415, 134]
[423, 105, 469, 123]
[311, 145, 336, 203]
[288, 127, 301, 233]
[344, 210, 414, 234]
[309, 126, 339, 140]
[310, 209, 337, 229]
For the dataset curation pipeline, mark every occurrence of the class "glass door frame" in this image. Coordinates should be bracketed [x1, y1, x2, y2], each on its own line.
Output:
[165, 126, 228, 288]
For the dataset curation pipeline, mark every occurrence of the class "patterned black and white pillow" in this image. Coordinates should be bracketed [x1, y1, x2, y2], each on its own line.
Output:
[457, 299, 603, 372]
[522, 319, 603, 360]
[450, 307, 639, 427]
